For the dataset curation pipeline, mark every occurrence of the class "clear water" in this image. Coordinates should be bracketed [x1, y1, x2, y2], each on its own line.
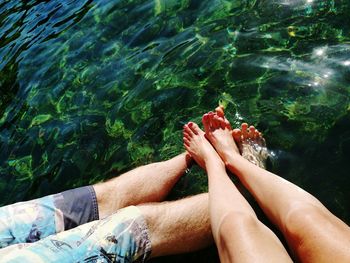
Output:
[0, 0, 349, 261]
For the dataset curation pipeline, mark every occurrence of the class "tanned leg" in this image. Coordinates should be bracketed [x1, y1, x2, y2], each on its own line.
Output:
[183, 122, 292, 263]
[203, 110, 350, 263]
[94, 152, 192, 218]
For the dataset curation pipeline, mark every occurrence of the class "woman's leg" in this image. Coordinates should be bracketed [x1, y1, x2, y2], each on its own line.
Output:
[183, 122, 292, 263]
[202, 110, 350, 262]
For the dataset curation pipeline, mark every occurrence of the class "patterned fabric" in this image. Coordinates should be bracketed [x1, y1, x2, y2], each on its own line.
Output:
[0, 206, 152, 263]
[0, 194, 59, 248]
[0, 186, 98, 248]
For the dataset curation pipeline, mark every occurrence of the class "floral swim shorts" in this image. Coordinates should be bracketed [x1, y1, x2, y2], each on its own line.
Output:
[0, 187, 152, 262]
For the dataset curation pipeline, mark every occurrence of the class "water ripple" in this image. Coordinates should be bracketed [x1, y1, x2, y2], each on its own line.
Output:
[0, 0, 349, 233]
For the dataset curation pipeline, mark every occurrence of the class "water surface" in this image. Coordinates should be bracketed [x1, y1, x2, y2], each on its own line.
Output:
[0, 0, 349, 261]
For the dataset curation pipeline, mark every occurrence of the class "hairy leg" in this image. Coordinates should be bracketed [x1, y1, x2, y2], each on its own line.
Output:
[94, 152, 192, 218]
[183, 122, 291, 263]
[0, 153, 191, 249]
[203, 111, 350, 262]
[139, 193, 212, 258]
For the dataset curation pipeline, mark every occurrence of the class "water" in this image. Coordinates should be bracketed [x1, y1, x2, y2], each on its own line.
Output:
[0, 0, 349, 261]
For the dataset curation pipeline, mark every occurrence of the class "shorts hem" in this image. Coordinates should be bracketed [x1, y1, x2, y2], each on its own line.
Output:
[87, 186, 99, 221]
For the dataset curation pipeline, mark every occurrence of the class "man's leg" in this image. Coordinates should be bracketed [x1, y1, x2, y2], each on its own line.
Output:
[0, 194, 212, 262]
[139, 193, 211, 257]
[0, 153, 191, 248]
[94, 152, 191, 218]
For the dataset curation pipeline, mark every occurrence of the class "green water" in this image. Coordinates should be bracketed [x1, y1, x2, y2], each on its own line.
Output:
[1, 0, 350, 261]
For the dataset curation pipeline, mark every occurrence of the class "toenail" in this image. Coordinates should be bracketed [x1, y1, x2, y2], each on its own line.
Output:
[188, 122, 193, 127]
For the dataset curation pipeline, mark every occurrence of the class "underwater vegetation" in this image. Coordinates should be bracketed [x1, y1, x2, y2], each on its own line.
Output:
[0, 0, 350, 261]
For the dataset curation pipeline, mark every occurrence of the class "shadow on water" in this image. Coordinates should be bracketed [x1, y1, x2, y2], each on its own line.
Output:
[0, 0, 350, 261]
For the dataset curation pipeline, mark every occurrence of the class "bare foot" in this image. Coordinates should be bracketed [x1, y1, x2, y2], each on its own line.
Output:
[183, 122, 224, 171]
[232, 123, 268, 169]
[202, 112, 240, 166]
[204, 108, 269, 169]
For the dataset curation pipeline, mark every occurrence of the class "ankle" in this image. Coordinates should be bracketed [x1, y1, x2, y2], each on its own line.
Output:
[205, 157, 225, 172]
[219, 149, 237, 164]
[223, 151, 241, 167]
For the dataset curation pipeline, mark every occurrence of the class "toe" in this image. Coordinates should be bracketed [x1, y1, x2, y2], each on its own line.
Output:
[249, 126, 256, 139]
[218, 117, 227, 129]
[215, 106, 225, 118]
[202, 114, 211, 134]
[207, 111, 215, 120]
[254, 130, 259, 139]
[207, 113, 216, 130]
[183, 131, 191, 141]
[183, 137, 191, 147]
[224, 118, 232, 130]
[189, 122, 203, 135]
[241, 123, 249, 139]
[183, 124, 194, 137]
[188, 122, 198, 135]
[213, 115, 221, 129]
[232, 129, 242, 142]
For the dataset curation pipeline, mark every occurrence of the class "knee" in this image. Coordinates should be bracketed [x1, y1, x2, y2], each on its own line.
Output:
[283, 202, 328, 244]
[231, 212, 260, 229]
[219, 212, 260, 239]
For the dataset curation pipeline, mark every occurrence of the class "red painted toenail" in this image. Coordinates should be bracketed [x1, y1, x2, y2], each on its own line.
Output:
[188, 122, 193, 127]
